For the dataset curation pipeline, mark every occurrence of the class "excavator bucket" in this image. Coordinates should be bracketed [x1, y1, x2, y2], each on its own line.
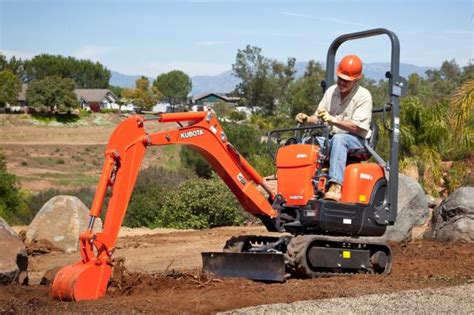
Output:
[51, 262, 112, 301]
[201, 252, 286, 282]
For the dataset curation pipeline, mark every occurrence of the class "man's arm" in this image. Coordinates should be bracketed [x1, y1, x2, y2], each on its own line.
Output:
[330, 119, 365, 134]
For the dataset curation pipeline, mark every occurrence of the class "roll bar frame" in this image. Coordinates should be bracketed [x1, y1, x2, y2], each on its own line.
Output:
[323, 28, 404, 224]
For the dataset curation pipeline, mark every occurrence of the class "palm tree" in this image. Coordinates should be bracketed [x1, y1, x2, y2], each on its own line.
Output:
[449, 79, 473, 149]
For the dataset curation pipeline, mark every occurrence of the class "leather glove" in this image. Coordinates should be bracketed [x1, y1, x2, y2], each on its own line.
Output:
[295, 113, 309, 123]
[317, 109, 336, 124]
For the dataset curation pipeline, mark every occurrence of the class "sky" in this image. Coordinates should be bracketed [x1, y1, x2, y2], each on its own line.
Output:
[1, 0, 473, 77]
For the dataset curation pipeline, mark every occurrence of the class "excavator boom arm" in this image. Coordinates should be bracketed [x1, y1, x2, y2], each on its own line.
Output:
[52, 111, 276, 301]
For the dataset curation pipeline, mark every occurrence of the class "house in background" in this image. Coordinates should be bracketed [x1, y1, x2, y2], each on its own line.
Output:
[4, 84, 29, 113]
[17, 84, 28, 107]
[152, 102, 172, 113]
[192, 93, 240, 107]
[74, 89, 120, 112]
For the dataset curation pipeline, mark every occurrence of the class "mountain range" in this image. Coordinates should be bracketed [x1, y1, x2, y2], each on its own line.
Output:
[110, 62, 434, 96]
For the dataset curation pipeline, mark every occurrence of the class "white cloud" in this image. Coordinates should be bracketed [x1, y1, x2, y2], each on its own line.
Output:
[282, 12, 373, 29]
[114, 61, 231, 77]
[73, 45, 112, 61]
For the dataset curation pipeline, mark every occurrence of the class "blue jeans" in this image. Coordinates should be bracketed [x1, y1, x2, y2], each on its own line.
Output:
[316, 133, 365, 185]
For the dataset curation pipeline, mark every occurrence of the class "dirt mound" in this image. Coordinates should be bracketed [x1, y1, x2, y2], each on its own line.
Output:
[25, 239, 63, 256]
[108, 256, 218, 297]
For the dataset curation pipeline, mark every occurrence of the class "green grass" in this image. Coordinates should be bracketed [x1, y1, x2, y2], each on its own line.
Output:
[31, 156, 62, 166]
[161, 145, 181, 170]
[31, 112, 81, 124]
[19, 172, 100, 187]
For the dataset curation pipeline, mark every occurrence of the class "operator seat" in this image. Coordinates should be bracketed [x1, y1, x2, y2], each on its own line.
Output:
[346, 122, 379, 163]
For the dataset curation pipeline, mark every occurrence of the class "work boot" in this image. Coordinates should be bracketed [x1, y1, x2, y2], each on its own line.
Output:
[324, 183, 342, 202]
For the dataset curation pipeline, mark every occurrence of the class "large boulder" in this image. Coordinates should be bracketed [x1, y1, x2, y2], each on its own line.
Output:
[25, 195, 103, 253]
[382, 174, 429, 242]
[0, 217, 28, 284]
[427, 187, 474, 243]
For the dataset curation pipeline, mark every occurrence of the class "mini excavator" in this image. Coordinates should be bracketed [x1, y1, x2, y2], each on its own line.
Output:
[52, 28, 406, 301]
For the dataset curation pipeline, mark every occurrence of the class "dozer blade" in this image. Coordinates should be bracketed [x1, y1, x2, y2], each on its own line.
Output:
[201, 252, 285, 282]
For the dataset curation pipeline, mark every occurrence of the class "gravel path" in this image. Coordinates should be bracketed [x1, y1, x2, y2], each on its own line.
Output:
[223, 283, 474, 314]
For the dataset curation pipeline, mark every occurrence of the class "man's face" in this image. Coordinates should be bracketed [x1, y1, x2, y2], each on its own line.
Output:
[337, 76, 356, 94]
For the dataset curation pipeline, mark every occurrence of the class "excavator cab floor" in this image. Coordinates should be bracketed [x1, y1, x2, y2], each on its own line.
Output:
[201, 252, 286, 282]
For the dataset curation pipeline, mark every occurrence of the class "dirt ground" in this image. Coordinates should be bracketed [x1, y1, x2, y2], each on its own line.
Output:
[0, 114, 180, 191]
[1, 114, 474, 313]
[1, 226, 473, 314]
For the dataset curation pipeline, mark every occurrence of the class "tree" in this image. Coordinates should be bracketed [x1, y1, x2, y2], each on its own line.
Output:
[285, 60, 325, 117]
[122, 76, 161, 110]
[180, 121, 266, 178]
[108, 85, 124, 98]
[154, 70, 192, 110]
[26, 76, 79, 111]
[6, 56, 26, 79]
[449, 79, 473, 150]
[0, 54, 27, 79]
[0, 70, 21, 107]
[25, 54, 110, 88]
[0, 53, 7, 71]
[232, 45, 296, 115]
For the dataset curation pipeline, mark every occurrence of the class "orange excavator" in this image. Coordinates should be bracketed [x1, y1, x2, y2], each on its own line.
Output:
[52, 28, 406, 301]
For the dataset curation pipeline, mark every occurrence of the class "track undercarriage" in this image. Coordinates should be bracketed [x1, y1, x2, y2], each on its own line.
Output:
[202, 234, 392, 281]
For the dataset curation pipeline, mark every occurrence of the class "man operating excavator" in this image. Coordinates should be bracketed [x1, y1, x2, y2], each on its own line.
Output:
[295, 54, 373, 202]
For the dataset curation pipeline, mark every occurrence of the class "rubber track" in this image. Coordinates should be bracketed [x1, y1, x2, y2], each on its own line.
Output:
[285, 235, 393, 277]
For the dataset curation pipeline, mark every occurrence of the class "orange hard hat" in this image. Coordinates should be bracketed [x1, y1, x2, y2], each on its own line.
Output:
[336, 55, 363, 81]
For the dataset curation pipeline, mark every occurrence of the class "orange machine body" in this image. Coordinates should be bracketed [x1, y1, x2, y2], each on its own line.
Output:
[276, 144, 319, 206]
[341, 162, 385, 204]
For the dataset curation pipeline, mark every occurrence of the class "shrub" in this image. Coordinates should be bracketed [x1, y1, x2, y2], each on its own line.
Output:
[221, 122, 266, 157]
[229, 110, 246, 122]
[180, 147, 213, 178]
[249, 154, 276, 177]
[0, 151, 29, 225]
[124, 186, 167, 228]
[124, 167, 196, 227]
[444, 161, 472, 194]
[154, 177, 245, 229]
[213, 101, 233, 118]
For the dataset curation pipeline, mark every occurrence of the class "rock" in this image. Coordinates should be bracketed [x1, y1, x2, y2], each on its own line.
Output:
[0, 217, 19, 238]
[25, 195, 103, 253]
[412, 208, 433, 240]
[382, 174, 429, 242]
[427, 187, 474, 243]
[40, 266, 62, 285]
[426, 195, 441, 209]
[0, 217, 28, 284]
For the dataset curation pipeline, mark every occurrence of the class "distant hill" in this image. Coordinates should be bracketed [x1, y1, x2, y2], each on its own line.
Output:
[190, 70, 241, 97]
[110, 63, 434, 96]
[109, 71, 154, 88]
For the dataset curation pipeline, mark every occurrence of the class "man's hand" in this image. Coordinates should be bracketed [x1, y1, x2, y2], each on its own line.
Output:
[295, 113, 309, 123]
[317, 109, 336, 124]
